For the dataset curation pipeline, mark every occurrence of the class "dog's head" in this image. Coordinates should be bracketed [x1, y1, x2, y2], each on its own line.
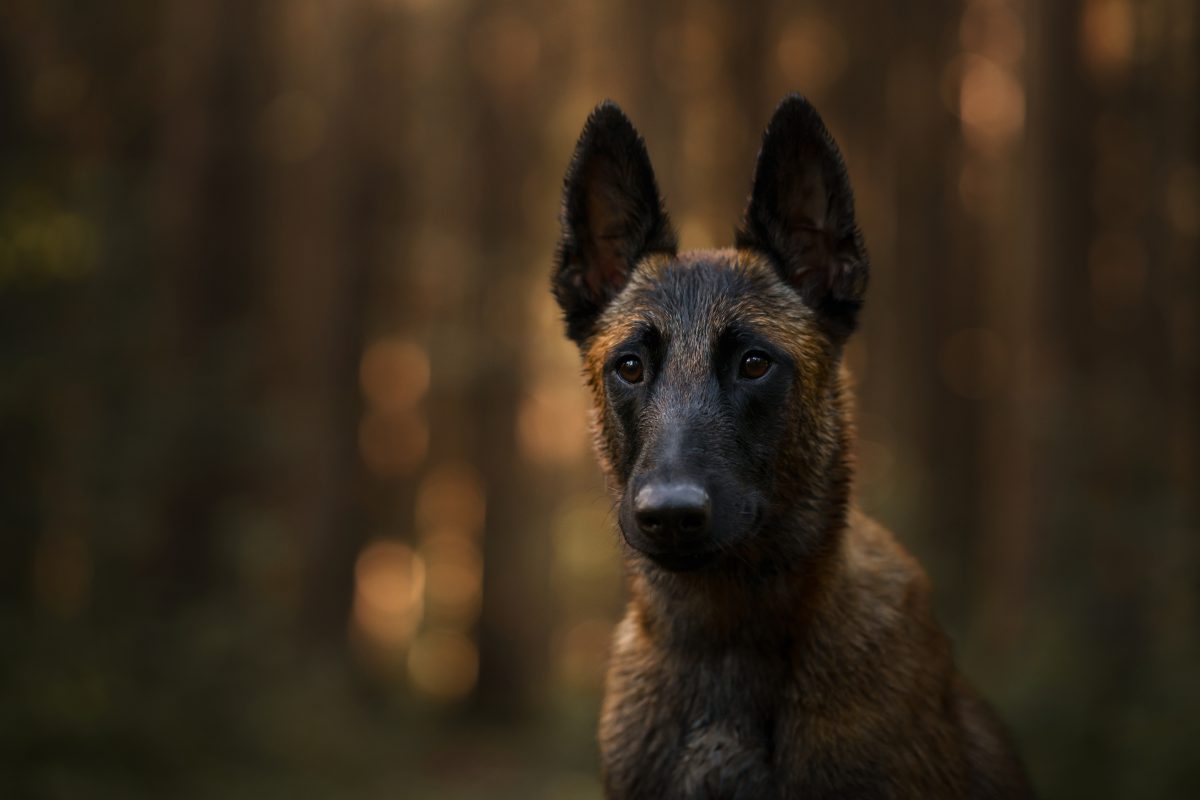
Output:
[552, 96, 868, 574]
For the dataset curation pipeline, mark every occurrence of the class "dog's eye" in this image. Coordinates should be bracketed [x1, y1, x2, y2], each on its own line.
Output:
[739, 352, 771, 380]
[616, 355, 644, 384]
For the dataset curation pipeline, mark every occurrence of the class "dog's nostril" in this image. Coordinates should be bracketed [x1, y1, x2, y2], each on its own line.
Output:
[638, 512, 663, 532]
[677, 510, 705, 532]
[634, 482, 710, 538]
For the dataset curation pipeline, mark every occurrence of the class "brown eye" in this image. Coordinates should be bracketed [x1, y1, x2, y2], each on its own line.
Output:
[739, 352, 771, 380]
[616, 355, 644, 384]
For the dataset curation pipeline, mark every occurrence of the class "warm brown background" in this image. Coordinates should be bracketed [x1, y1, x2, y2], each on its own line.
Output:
[1, 0, 1196, 797]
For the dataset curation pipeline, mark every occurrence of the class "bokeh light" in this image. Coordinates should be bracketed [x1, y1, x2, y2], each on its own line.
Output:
[353, 540, 426, 652]
[407, 629, 479, 701]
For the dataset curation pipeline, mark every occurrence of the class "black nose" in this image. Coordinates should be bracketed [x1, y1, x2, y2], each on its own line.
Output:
[634, 482, 711, 540]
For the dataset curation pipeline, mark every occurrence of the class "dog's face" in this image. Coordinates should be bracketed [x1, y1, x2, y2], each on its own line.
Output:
[585, 251, 836, 572]
[553, 97, 869, 573]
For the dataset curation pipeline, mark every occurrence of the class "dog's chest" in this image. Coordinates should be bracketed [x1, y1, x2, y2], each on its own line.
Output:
[675, 715, 775, 798]
[601, 640, 784, 799]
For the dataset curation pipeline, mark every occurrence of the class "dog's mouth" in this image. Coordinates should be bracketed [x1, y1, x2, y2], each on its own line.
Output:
[638, 545, 720, 573]
[618, 514, 725, 573]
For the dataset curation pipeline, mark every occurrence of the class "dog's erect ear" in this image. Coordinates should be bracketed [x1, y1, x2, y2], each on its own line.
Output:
[553, 101, 677, 345]
[737, 95, 868, 338]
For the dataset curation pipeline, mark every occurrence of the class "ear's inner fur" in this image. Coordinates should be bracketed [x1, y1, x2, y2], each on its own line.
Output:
[582, 163, 645, 297]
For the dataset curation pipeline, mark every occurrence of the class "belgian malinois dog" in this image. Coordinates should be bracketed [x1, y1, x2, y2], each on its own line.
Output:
[551, 96, 1032, 798]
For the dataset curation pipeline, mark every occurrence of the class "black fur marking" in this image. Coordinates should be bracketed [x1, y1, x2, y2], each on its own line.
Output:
[736, 94, 869, 339]
[602, 260, 787, 573]
[604, 325, 662, 478]
[553, 101, 678, 345]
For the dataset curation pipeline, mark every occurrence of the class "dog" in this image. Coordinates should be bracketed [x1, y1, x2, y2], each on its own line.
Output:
[551, 95, 1033, 798]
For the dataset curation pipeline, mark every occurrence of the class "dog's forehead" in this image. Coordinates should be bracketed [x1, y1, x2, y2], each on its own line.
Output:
[589, 249, 818, 357]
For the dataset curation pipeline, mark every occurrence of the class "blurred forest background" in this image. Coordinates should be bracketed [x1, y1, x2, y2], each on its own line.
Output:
[1, 0, 1196, 797]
